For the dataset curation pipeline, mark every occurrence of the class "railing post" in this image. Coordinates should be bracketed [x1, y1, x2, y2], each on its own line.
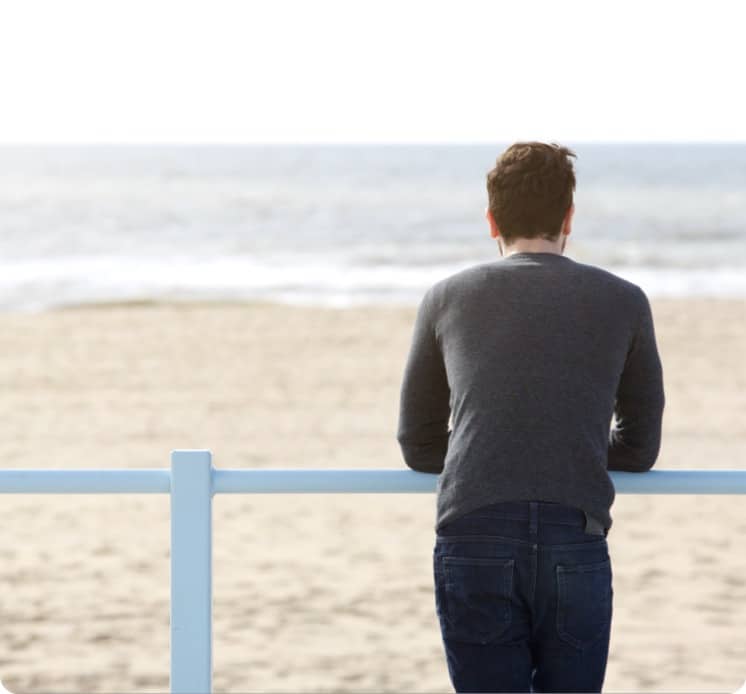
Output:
[170, 449, 213, 694]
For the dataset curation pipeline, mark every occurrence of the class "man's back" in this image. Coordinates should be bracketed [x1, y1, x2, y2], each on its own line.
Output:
[397, 251, 665, 533]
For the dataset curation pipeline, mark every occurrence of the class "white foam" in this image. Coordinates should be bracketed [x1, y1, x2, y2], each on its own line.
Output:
[1, 254, 746, 313]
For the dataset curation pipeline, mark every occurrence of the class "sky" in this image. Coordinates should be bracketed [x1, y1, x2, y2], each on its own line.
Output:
[1, 0, 745, 144]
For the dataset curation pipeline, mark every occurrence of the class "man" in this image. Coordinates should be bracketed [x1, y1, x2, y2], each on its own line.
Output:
[396, 141, 665, 693]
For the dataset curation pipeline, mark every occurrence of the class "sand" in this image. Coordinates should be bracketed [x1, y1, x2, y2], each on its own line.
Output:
[0, 297, 745, 693]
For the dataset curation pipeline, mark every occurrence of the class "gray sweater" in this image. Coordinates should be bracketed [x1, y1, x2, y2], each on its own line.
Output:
[396, 251, 665, 533]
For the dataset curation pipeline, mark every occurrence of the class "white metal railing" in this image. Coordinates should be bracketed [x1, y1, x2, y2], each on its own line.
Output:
[1, 450, 745, 693]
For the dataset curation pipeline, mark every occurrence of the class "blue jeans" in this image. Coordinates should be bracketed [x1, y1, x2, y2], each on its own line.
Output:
[433, 500, 613, 693]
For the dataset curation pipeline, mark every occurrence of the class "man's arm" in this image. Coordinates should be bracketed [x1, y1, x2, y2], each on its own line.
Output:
[396, 289, 451, 474]
[608, 288, 665, 472]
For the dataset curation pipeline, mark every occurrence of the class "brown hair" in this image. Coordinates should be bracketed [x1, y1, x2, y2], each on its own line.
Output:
[486, 141, 577, 243]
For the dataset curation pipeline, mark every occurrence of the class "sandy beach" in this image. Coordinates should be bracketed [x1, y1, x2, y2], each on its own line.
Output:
[1, 297, 745, 693]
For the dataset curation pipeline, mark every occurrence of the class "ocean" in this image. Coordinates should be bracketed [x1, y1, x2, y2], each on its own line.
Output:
[1, 143, 745, 312]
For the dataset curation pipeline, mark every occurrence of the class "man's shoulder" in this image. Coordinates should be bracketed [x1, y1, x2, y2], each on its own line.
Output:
[424, 262, 494, 307]
[570, 258, 648, 304]
[432, 259, 511, 288]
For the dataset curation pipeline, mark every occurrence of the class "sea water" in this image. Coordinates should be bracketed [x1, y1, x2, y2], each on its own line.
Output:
[1, 143, 744, 311]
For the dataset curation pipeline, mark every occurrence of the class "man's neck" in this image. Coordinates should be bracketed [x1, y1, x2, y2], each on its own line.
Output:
[500, 237, 565, 257]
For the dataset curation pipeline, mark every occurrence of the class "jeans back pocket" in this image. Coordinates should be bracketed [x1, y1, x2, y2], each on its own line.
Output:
[436, 555, 515, 645]
[555, 557, 613, 650]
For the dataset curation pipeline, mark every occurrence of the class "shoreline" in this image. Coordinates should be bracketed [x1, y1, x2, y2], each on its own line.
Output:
[1, 292, 744, 311]
[0, 288, 745, 316]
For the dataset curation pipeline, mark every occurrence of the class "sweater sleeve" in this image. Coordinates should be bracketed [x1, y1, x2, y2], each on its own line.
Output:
[396, 289, 451, 474]
[607, 288, 665, 472]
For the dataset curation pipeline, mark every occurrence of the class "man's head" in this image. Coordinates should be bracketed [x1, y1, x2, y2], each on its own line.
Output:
[485, 141, 577, 254]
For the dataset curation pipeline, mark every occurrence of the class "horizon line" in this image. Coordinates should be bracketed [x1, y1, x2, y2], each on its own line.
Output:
[2, 140, 746, 147]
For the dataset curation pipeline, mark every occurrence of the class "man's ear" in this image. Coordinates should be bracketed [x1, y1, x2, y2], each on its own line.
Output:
[486, 207, 499, 239]
[563, 203, 575, 235]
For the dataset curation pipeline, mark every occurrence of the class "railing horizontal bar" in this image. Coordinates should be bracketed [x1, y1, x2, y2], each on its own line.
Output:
[212, 469, 746, 495]
[0, 469, 170, 493]
[2, 468, 745, 495]
[609, 469, 746, 494]
[213, 468, 435, 493]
